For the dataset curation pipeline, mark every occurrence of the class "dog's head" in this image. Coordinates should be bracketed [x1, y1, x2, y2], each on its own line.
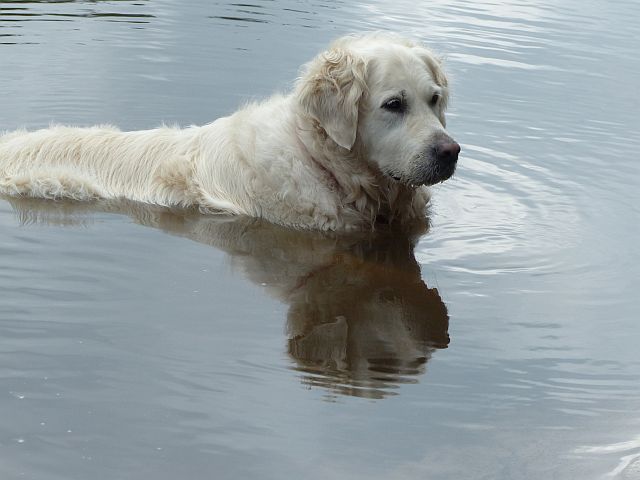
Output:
[296, 33, 460, 187]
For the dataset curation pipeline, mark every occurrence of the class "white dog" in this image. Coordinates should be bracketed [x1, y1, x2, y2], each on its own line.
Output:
[0, 33, 460, 231]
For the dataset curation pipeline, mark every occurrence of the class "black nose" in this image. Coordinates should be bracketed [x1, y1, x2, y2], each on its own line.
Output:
[435, 142, 461, 164]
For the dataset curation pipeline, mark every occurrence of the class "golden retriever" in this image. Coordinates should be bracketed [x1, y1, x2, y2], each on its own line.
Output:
[0, 33, 460, 231]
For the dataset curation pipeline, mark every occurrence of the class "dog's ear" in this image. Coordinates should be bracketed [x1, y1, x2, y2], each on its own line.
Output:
[413, 46, 449, 126]
[296, 48, 367, 150]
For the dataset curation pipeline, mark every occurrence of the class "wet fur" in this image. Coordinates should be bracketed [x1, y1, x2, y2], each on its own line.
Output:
[0, 33, 454, 231]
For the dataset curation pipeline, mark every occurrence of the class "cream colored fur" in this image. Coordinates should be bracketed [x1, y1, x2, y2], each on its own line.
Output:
[0, 33, 456, 231]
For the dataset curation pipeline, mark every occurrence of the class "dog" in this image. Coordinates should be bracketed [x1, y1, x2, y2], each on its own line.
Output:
[0, 33, 460, 231]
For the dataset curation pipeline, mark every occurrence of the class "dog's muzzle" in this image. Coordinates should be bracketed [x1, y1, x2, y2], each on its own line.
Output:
[386, 139, 461, 187]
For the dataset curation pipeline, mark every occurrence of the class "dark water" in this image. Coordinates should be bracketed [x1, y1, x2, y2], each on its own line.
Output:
[1, 1, 639, 479]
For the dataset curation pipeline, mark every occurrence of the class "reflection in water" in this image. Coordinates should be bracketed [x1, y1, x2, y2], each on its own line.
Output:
[5, 196, 449, 399]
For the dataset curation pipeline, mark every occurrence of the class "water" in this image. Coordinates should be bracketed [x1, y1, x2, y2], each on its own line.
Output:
[1, 1, 639, 478]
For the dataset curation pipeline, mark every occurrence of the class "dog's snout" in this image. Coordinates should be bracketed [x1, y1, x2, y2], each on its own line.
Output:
[435, 142, 461, 164]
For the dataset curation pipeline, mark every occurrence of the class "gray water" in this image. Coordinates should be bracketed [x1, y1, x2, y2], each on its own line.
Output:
[1, 1, 639, 479]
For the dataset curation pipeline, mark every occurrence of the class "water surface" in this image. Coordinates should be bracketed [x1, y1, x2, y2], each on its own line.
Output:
[1, 1, 639, 479]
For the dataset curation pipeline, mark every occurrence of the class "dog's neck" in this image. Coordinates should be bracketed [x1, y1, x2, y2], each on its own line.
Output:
[295, 114, 377, 188]
[294, 131, 342, 195]
[294, 113, 420, 226]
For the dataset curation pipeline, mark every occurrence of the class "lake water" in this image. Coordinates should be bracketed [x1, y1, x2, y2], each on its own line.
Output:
[1, 1, 639, 479]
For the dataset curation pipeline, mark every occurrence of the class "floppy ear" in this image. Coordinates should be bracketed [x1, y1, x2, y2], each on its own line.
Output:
[295, 48, 367, 150]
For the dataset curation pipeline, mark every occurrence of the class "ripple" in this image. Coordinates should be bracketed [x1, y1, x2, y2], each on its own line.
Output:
[448, 52, 560, 70]
[417, 143, 583, 273]
[576, 436, 640, 479]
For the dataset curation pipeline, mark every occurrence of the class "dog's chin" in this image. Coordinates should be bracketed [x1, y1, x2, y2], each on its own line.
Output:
[416, 161, 457, 187]
[387, 173, 420, 189]
[421, 169, 456, 186]
[387, 163, 456, 188]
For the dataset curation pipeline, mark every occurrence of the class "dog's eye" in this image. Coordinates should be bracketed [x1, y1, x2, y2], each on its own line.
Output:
[430, 93, 441, 107]
[382, 97, 405, 113]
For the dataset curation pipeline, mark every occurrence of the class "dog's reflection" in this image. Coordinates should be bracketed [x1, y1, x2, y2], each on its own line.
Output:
[6, 197, 450, 399]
